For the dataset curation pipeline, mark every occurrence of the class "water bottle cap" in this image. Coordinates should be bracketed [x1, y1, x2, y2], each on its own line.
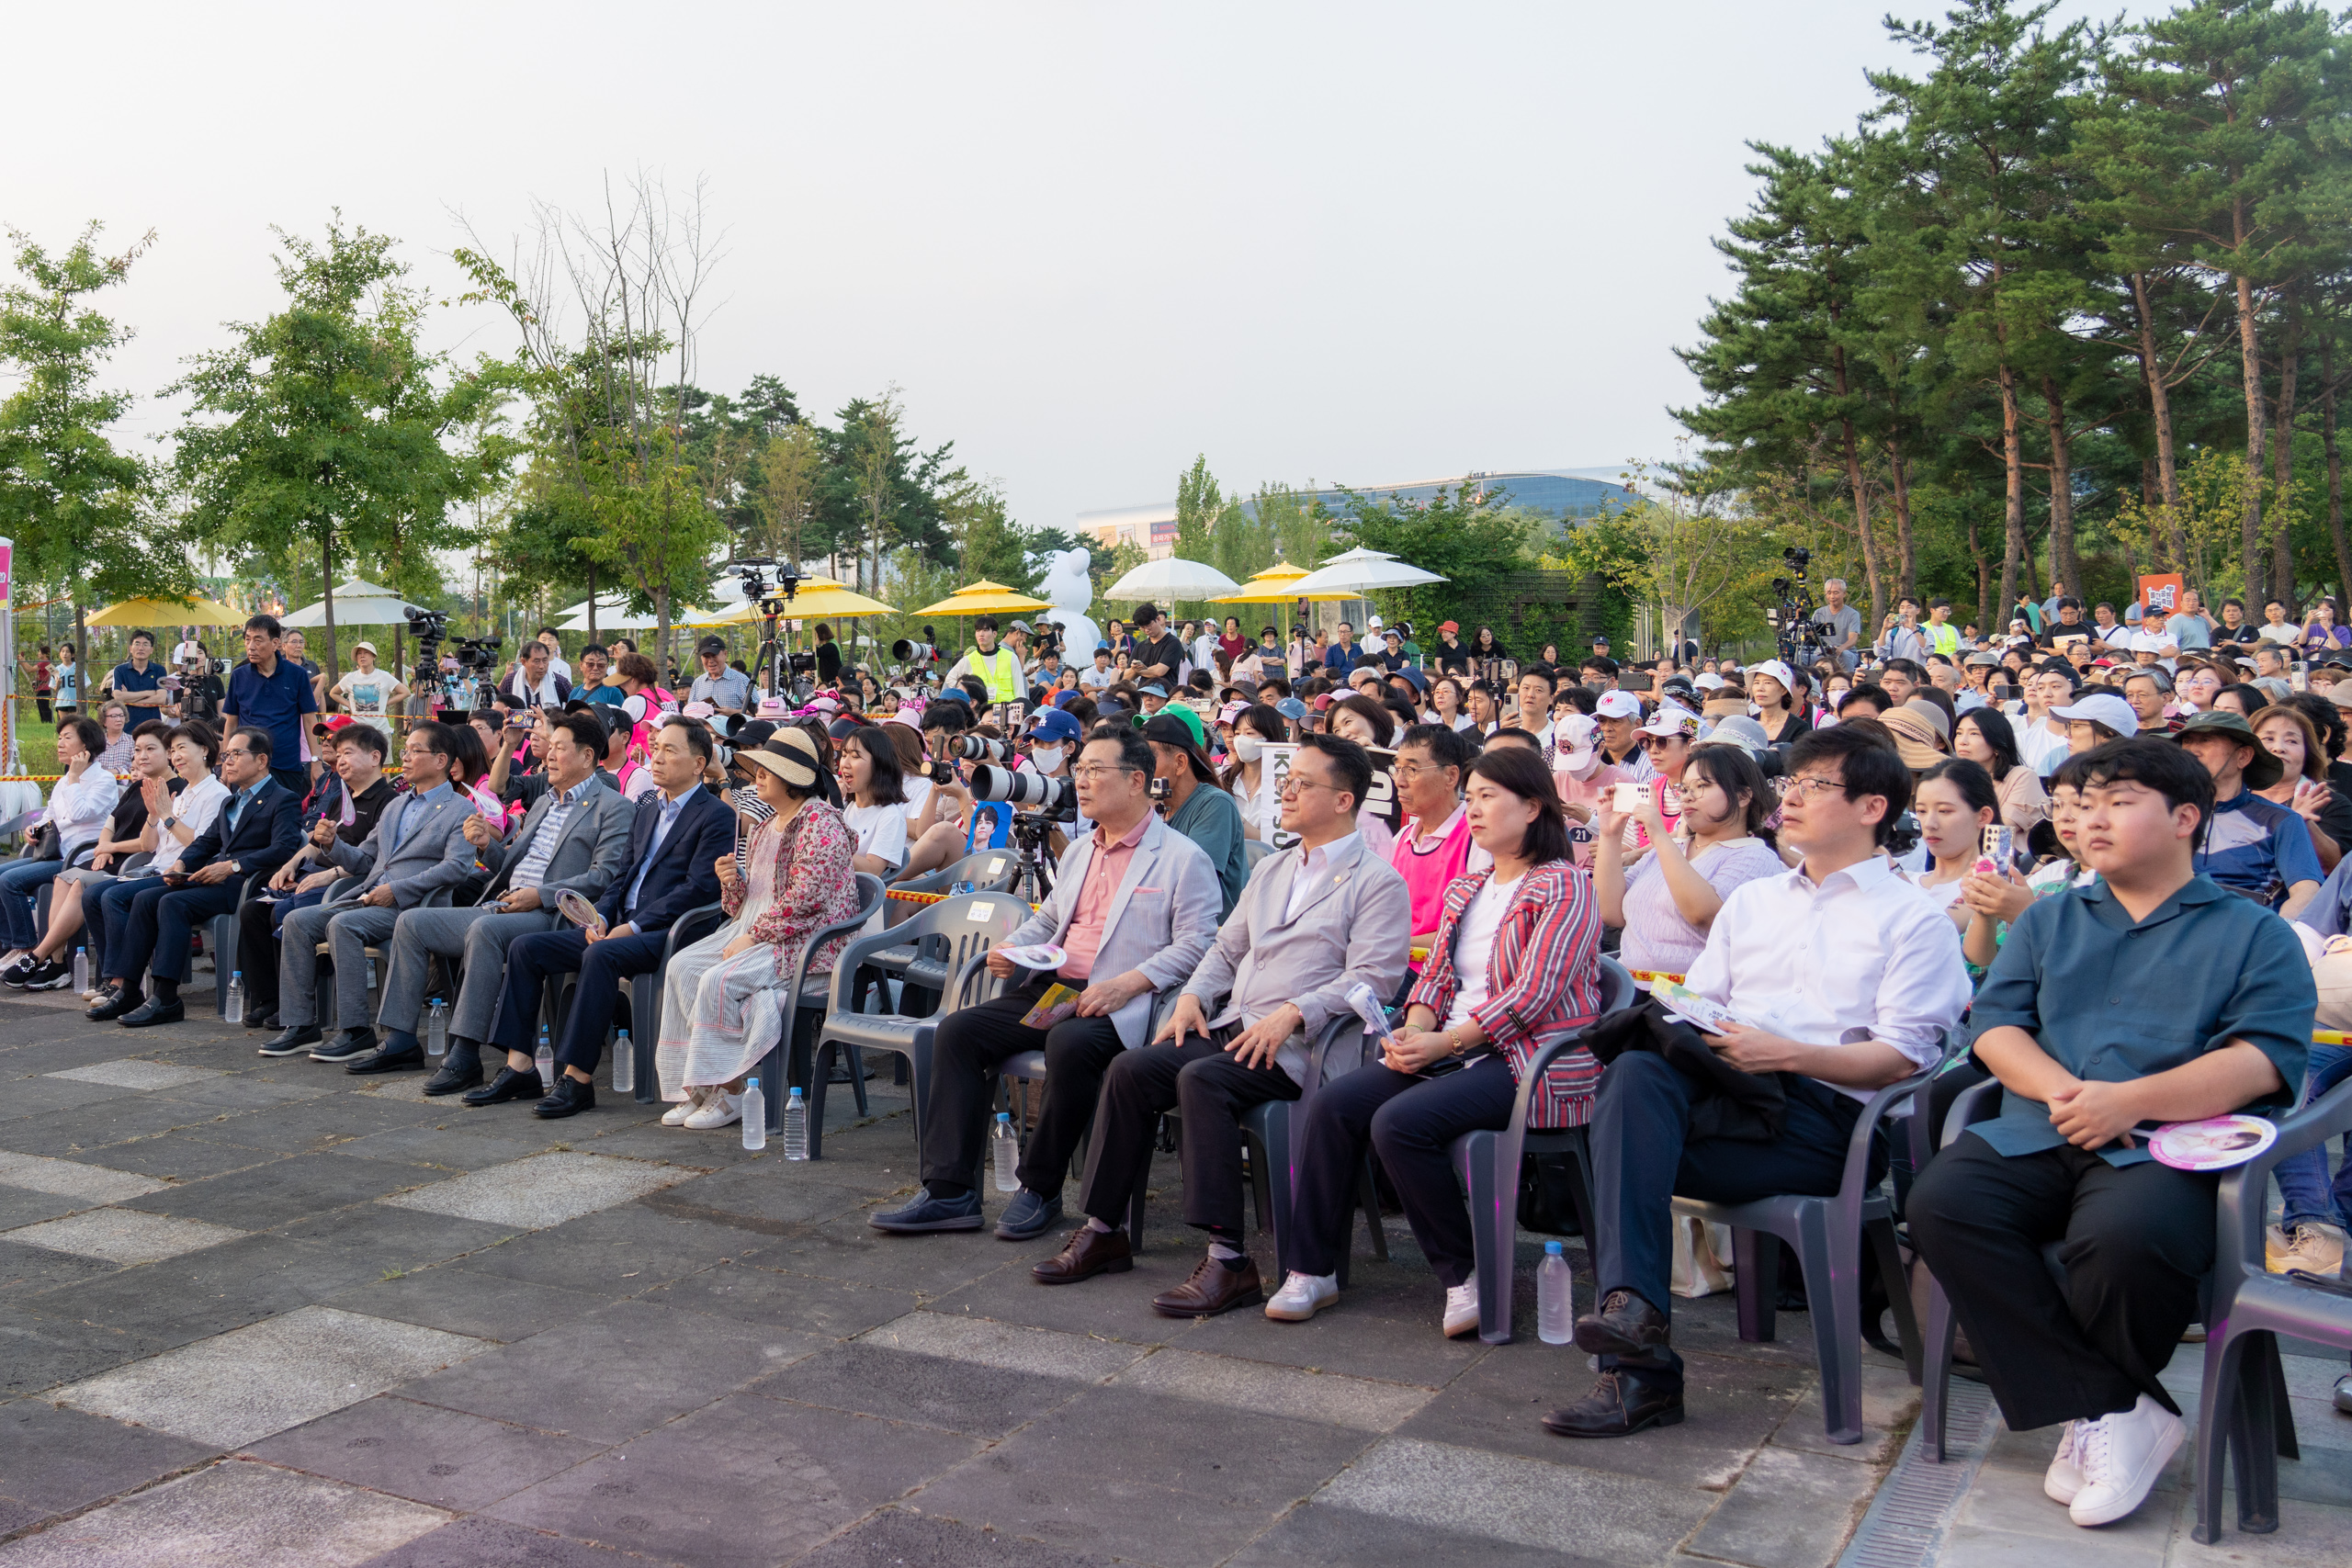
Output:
[996, 1111, 1011, 1122]
[747, 1077, 759, 1089]
[786, 1087, 803, 1100]
[1545, 1239, 1564, 1255]
[232, 970, 241, 978]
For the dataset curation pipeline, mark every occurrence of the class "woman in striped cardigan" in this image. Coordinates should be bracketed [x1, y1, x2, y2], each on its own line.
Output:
[1267, 744, 1606, 1336]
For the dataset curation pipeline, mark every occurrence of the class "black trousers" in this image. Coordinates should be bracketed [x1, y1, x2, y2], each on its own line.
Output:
[1288, 1058, 1519, 1287]
[922, 979, 1123, 1197]
[1079, 1032, 1299, 1238]
[490, 927, 671, 1067]
[116, 880, 242, 987]
[236, 886, 326, 1019]
[1590, 1050, 1867, 1359]
[1909, 1133, 2217, 1429]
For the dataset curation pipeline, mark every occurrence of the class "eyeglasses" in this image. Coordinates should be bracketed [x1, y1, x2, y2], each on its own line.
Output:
[1070, 762, 1141, 781]
[1277, 774, 1341, 797]
[1639, 734, 1684, 750]
[1783, 775, 1848, 800]
[1391, 761, 1447, 783]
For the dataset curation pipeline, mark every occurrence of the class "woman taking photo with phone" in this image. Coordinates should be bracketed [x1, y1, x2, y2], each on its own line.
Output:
[1590, 741, 1780, 986]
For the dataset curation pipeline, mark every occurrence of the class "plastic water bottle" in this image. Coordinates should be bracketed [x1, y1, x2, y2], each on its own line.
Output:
[610, 1028, 633, 1093]
[781, 1086, 808, 1160]
[223, 970, 244, 1024]
[1538, 1240, 1575, 1345]
[534, 1027, 554, 1086]
[72, 947, 89, 994]
[991, 1111, 1020, 1191]
[742, 1078, 768, 1151]
[424, 998, 448, 1057]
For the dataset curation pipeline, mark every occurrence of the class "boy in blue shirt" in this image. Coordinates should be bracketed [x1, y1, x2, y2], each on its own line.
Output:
[2172, 710, 2323, 916]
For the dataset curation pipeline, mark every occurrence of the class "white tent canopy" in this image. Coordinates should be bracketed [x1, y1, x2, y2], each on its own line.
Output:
[279, 579, 430, 628]
[1103, 558, 1242, 601]
[1286, 555, 1447, 595]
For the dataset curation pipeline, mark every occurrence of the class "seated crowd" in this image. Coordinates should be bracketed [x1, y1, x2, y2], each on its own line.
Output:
[6, 598, 2346, 1537]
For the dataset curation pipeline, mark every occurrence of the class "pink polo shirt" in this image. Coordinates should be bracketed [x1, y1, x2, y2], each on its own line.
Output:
[1059, 814, 1151, 982]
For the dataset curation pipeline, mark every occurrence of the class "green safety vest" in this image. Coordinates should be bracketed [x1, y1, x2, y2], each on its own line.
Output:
[972, 646, 1021, 705]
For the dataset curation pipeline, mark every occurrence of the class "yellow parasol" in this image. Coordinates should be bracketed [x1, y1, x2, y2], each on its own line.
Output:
[916, 580, 1055, 617]
[86, 596, 248, 627]
[685, 578, 896, 626]
[1211, 562, 1320, 604]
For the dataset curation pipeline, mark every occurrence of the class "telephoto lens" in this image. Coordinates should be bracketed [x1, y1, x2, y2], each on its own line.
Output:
[948, 734, 1012, 762]
[967, 764, 1077, 813]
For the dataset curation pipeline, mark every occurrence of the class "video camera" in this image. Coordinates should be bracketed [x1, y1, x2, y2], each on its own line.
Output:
[1761, 545, 1826, 667]
[729, 556, 801, 616]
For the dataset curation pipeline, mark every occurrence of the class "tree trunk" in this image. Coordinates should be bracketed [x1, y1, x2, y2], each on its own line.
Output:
[2236, 257, 2268, 598]
[2272, 299, 2301, 612]
[2326, 338, 2349, 607]
[587, 559, 598, 645]
[2042, 374, 2082, 601]
[2131, 272, 2188, 570]
[322, 530, 339, 691]
[1889, 436, 1917, 602]
[1839, 416, 1883, 628]
[1968, 509, 1993, 636]
[1998, 361, 2027, 626]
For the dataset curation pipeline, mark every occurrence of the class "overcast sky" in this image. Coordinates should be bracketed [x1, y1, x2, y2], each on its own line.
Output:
[6, 0, 2137, 541]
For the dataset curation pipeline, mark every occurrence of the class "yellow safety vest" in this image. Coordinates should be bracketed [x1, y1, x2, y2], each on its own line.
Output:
[972, 646, 1021, 705]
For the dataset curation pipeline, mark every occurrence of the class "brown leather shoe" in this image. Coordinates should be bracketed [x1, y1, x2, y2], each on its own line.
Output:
[1031, 1225, 1133, 1285]
[1151, 1254, 1264, 1318]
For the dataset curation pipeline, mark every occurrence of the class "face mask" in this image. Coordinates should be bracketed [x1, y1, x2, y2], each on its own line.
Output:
[1232, 733, 1264, 762]
[1031, 744, 1064, 773]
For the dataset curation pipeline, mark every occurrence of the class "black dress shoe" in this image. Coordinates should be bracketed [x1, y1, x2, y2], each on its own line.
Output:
[118, 997, 185, 1028]
[1542, 1365, 1686, 1438]
[461, 1066, 544, 1107]
[86, 988, 141, 1022]
[423, 1061, 484, 1097]
[311, 1028, 377, 1062]
[345, 1043, 425, 1076]
[1573, 1288, 1673, 1359]
[258, 1023, 323, 1057]
[243, 1007, 280, 1030]
[534, 1076, 596, 1119]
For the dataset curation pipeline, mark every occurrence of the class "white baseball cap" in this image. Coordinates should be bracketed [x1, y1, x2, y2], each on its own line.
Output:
[1553, 712, 1600, 770]
[1749, 659, 1797, 694]
[1367, 615, 1385, 629]
[1694, 671, 1728, 691]
[1638, 704, 1702, 739]
[2051, 692, 2140, 738]
[1594, 690, 1645, 720]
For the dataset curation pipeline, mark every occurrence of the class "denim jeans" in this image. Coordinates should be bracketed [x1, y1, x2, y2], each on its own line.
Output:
[2275, 1043, 2352, 1231]
[0, 857, 66, 951]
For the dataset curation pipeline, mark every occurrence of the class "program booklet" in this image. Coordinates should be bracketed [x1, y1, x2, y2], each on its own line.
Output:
[1020, 983, 1082, 1030]
[1651, 978, 1748, 1037]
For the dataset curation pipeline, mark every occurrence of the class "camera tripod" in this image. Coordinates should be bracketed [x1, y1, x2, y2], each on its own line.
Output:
[1004, 812, 1063, 904]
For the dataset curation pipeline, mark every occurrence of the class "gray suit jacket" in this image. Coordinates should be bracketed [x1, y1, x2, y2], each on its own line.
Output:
[476, 782, 633, 906]
[1005, 814, 1221, 1050]
[1182, 831, 1413, 1085]
[323, 786, 480, 910]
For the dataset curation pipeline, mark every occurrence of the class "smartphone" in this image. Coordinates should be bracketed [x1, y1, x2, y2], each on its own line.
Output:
[1981, 824, 2014, 875]
[2293, 661, 2311, 693]
[1612, 781, 1646, 812]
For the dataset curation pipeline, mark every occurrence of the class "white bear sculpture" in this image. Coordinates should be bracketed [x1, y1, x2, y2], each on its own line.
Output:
[1035, 547, 1102, 663]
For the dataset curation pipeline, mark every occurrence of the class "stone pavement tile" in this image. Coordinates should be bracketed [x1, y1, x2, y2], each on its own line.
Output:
[1666, 1291, 1839, 1371]
[122, 1151, 435, 1231]
[491, 1393, 981, 1566]
[327, 1263, 612, 1344]
[2279, 1354, 2352, 1402]
[1959, 1448, 2184, 1546]
[757, 1215, 1030, 1299]
[640, 1161, 884, 1230]
[1767, 1358, 1920, 1465]
[0, 1092, 240, 1155]
[46, 1058, 226, 1091]
[6, 1209, 246, 1265]
[1942, 1520, 2177, 1567]
[0, 1239, 119, 1294]
[1171, 1276, 1493, 1385]
[52, 1304, 492, 1449]
[380, 1152, 695, 1230]
[187, 1089, 447, 1154]
[338, 1119, 562, 1172]
[50, 1132, 282, 1181]
[345, 1074, 449, 1105]
[0, 1076, 141, 1122]
[570, 1121, 766, 1168]
[0, 1187, 84, 1230]
[757, 1339, 1091, 1437]
[637, 1261, 922, 1339]
[1222, 1501, 1587, 1568]
[918, 1245, 1218, 1347]
[347, 1515, 662, 1567]
[2288, 1396, 2352, 1453]
[0, 1458, 451, 1568]
[0, 1498, 47, 1538]
[0, 1151, 169, 1201]
[21, 1232, 390, 1345]
[268, 1201, 518, 1272]
[1317, 1435, 1715, 1561]
[155, 1074, 340, 1111]
[791, 1509, 1121, 1568]
[1684, 1444, 1881, 1568]
[858, 1311, 1148, 1382]
[1396, 1343, 1810, 1488]
[907, 1384, 1375, 1564]
[1111, 1348, 1433, 1432]
[395, 1297, 823, 1443]
[2167, 1493, 2352, 1565]
[455, 1202, 771, 1295]
[0, 1400, 221, 1515]
[0, 1309, 175, 1401]
[247, 1394, 600, 1511]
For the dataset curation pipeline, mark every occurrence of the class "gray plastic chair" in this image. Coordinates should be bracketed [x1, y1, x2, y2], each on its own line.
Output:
[1450, 956, 1639, 1345]
[538, 901, 728, 1104]
[890, 848, 1022, 904]
[748, 873, 883, 1131]
[807, 892, 1030, 1158]
[2191, 1077, 2352, 1540]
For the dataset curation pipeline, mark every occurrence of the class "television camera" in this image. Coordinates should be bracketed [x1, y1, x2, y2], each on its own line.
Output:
[1761, 546, 1829, 667]
[404, 608, 501, 708]
[727, 557, 817, 702]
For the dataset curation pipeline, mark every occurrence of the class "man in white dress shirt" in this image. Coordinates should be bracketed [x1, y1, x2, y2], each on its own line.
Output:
[1545, 724, 1970, 1439]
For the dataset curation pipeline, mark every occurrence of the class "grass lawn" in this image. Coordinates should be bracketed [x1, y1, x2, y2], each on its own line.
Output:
[11, 719, 58, 776]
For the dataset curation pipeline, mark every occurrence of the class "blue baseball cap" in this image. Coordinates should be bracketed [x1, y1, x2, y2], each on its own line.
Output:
[1138, 682, 1168, 698]
[1028, 708, 1082, 743]
[1274, 696, 1308, 722]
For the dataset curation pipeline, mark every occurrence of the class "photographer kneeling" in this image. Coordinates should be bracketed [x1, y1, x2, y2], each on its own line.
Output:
[872, 725, 1221, 1240]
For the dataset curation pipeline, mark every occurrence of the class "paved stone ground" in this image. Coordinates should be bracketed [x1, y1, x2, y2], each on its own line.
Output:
[0, 987, 2342, 1567]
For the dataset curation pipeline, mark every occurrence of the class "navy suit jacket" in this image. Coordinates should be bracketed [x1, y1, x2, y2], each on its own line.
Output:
[597, 784, 733, 933]
[179, 778, 304, 885]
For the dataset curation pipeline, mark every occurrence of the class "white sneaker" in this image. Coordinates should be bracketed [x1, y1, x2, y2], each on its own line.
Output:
[684, 1090, 744, 1131]
[2042, 1420, 2085, 1505]
[1442, 1282, 1480, 1337]
[2267, 1222, 2346, 1278]
[2068, 1394, 2185, 1527]
[1264, 1271, 1340, 1322]
[661, 1089, 709, 1127]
